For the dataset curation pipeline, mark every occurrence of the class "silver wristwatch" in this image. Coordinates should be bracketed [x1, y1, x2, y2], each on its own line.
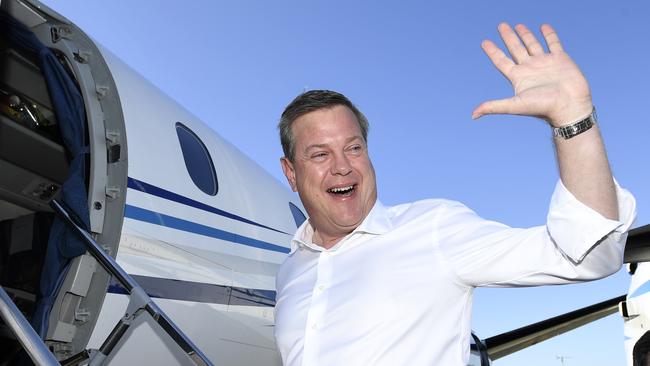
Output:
[553, 108, 597, 139]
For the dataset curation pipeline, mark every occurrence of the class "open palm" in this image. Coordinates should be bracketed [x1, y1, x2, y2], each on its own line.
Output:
[473, 23, 593, 127]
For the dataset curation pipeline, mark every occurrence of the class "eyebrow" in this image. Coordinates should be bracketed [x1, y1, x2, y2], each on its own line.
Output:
[304, 136, 364, 152]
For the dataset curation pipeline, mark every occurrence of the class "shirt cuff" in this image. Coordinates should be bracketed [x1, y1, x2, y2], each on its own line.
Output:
[547, 178, 637, 262]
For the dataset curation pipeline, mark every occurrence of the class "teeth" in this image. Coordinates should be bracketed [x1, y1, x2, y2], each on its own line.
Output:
[329, 185, 354, 193]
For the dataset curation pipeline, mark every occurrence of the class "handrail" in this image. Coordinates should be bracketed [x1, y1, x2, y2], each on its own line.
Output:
[0, 286, 60, 365]
[50, 199, 213, 366]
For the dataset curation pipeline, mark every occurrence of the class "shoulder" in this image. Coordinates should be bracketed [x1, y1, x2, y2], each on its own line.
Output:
[384, 198, 470, 227]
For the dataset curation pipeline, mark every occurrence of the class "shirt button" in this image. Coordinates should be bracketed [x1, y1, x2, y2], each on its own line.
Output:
[311, 323, 318, 330]
[317, 285, 325, 291]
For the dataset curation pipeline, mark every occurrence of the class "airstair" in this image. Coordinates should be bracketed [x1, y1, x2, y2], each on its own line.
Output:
[0, 199, 214, 366]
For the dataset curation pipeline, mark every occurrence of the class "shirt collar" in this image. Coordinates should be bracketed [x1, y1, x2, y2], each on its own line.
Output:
[289, 200, 393, 254]
[354, 200, 393, 235]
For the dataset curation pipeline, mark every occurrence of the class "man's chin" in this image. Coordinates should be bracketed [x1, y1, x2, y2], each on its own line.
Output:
[332, 216, 365, 232]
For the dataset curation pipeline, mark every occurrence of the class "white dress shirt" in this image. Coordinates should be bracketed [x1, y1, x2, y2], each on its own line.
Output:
[274, 180, 636, 365]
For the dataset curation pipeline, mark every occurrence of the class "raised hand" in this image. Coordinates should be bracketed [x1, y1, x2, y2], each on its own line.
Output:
[472, 23, 593, 127]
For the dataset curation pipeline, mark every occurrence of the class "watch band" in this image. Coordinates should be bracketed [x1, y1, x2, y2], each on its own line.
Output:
[553, 108, 597, 139]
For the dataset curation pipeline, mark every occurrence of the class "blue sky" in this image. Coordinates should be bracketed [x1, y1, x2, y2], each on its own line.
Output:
[41, 1, 649, 365]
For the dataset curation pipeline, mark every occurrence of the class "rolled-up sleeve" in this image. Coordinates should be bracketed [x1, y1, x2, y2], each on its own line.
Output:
[547, 179, 636, 263]
[435, 179, 636, 288]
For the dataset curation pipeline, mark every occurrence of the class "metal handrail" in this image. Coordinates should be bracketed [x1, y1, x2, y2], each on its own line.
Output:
[50, 199, 213, 366]
[0, 286, 60, 365]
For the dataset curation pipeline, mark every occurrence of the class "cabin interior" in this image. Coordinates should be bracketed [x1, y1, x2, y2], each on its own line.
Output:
[0, 24, 70, 364]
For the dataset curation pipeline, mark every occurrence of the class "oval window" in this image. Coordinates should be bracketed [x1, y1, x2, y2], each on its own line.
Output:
[175, 122, 218, 196]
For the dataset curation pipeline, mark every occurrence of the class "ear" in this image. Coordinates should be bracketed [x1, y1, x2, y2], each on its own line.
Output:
[280, 157, 298, 192]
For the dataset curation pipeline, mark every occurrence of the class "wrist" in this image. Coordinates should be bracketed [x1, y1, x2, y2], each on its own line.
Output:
[548, 101, 593, 128]
[552, 107, 597, 140]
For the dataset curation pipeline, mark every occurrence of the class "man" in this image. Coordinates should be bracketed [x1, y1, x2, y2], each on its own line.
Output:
[274, 23, 636, 365]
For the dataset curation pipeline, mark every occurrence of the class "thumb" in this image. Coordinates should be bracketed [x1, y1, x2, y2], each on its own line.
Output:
[472, 97, 521, 119]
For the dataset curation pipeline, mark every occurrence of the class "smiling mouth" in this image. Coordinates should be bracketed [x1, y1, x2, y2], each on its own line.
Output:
[327, 184, 356, 196]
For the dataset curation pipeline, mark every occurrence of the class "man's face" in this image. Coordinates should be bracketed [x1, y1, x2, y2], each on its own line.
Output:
[281, 105, 377, 247]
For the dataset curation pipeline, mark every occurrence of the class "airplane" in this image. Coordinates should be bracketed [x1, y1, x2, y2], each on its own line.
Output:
[0, 1, 647, 365]
[0, 0, 299, 364]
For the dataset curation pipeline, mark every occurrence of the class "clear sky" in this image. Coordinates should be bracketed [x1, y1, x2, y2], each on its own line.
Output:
[40, 1, 649, 365]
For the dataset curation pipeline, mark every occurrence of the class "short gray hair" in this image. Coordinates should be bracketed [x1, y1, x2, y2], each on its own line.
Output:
[278, 90, 369, 162]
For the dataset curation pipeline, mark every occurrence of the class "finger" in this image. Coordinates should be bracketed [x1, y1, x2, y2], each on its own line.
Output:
[514, 23, 545, 56]
[541, 24, 564, 53]
[481, 39, 515, 77]
[472, 97, 524, 119]
[497, 22, 529, 63]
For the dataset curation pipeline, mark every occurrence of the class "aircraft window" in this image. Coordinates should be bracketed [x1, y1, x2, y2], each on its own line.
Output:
[289, 202, 306, 228]
[175, 122, 218, 196]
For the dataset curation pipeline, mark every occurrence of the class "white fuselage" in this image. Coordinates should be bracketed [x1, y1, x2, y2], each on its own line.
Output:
[84, 46, 301, 365]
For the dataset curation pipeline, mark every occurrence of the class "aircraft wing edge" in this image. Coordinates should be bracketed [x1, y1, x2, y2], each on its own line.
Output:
[624, 224, 650, 264]
[484, 295, 625, 360]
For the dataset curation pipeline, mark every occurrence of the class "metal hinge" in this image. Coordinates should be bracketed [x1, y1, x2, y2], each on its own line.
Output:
[95, 85, 109, 99]
[73, 50, 91, 64]
[75, 308, 91, 323]
[106, 130, 122, 163]
[51, 25, 72, 43]
[105, 186, 120, 201]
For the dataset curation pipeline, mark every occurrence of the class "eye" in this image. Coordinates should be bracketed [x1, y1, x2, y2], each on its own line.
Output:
[311, 152, 328, 161]
[347, 144, 363, 154]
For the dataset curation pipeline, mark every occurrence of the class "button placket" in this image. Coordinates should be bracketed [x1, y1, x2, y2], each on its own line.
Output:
[302, 250, 334, 364]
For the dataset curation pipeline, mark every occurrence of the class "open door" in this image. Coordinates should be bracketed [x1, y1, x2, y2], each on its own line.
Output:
[0, 0, 127, 361]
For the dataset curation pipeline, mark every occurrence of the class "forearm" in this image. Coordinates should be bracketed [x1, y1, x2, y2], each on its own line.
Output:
[554, 122, 619, 220]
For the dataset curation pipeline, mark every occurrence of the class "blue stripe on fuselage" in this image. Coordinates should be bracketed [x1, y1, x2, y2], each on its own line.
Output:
[124, 204, 290, 254]
[127, 177, 290, 235]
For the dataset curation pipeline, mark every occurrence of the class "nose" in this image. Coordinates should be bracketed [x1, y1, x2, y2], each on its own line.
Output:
[330, 152, 352, 176]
